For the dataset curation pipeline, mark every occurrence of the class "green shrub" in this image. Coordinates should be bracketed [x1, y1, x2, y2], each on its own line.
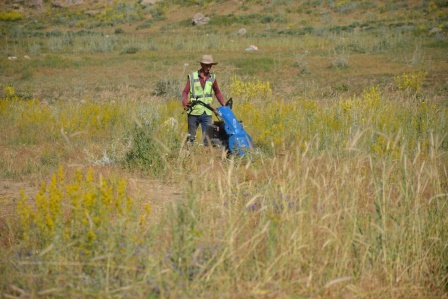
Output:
[153, 78, 181, 98]
[21, 65, 33, 80]
[125, 124, 164, 175]
[120, 45, 140, 54]
[125, 124, 180, 176]
[85, 35, 117, 53]
[136, 20, 153, 29]
[330, 55, 349, 69]
[148, 3, 166, 20]
[0, 11, 23, 21]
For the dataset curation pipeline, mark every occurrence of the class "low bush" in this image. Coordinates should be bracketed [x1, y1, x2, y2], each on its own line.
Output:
[0, 11, 23, 21]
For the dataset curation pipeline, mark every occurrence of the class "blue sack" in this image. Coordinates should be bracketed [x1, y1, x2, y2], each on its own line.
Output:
[215, 106, 253, 156]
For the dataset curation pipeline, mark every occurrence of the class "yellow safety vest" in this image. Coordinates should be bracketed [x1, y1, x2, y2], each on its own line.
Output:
[188, 71, 215, 116]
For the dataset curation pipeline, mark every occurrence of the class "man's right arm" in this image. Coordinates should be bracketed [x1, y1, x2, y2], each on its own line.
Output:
[182, 80, 190, 110]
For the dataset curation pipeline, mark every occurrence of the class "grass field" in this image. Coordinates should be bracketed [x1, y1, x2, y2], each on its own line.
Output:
[1, 0, 447, 298]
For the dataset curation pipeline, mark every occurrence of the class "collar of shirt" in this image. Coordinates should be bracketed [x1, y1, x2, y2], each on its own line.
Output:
[198, 70, 211, 80]
[197, 70, 211, 87]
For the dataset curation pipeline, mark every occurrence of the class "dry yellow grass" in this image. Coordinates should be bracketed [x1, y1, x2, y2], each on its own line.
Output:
[0, 0, 447, 297]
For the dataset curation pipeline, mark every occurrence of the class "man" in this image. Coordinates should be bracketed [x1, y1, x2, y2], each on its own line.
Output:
[182, 54, 226, 145]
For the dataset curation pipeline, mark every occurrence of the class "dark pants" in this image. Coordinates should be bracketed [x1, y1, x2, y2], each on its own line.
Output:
[187, 112, 212, 145]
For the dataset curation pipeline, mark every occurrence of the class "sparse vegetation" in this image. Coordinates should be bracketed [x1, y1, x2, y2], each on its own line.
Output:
[0, 0, 447, 298]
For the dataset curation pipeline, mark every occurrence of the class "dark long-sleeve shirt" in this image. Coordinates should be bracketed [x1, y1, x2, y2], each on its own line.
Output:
[182, 71, 225, 108]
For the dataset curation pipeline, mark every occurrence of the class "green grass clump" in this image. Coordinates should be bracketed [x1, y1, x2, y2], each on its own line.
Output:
[0, 11, 23, 21]
[124, 100, 183, 176]
[120, 45, 140, 54]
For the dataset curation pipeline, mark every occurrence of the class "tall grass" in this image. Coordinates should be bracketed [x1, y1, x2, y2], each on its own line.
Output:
[1, 73, 447, 297]
[0, 1, 447, 297]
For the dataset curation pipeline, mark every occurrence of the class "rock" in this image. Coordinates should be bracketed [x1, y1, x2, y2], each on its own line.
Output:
[140, 0, 157, 7]
[51, 0, 83, 8]
[25, 0, 43, 8]
[429, 27, 442, 35]
[245, 45, 259, 51]
[51, 1, 65, 8]
[85, 10, 101, 16]
[67, 0, 84, 5]
[238, 28, 247, 35]
[192, 13, 210, 26]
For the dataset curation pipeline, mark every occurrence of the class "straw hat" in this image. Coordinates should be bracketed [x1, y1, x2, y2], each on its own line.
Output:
[198, 54, 218, 65]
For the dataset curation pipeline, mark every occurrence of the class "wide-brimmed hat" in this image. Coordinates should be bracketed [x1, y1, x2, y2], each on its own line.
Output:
[198, 54, 218, 65]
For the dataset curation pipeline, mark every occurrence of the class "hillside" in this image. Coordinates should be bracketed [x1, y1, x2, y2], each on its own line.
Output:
[1, 0, 447, 102]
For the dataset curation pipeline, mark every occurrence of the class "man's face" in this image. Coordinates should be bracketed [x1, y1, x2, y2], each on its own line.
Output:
[201, 63, 212, 74]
